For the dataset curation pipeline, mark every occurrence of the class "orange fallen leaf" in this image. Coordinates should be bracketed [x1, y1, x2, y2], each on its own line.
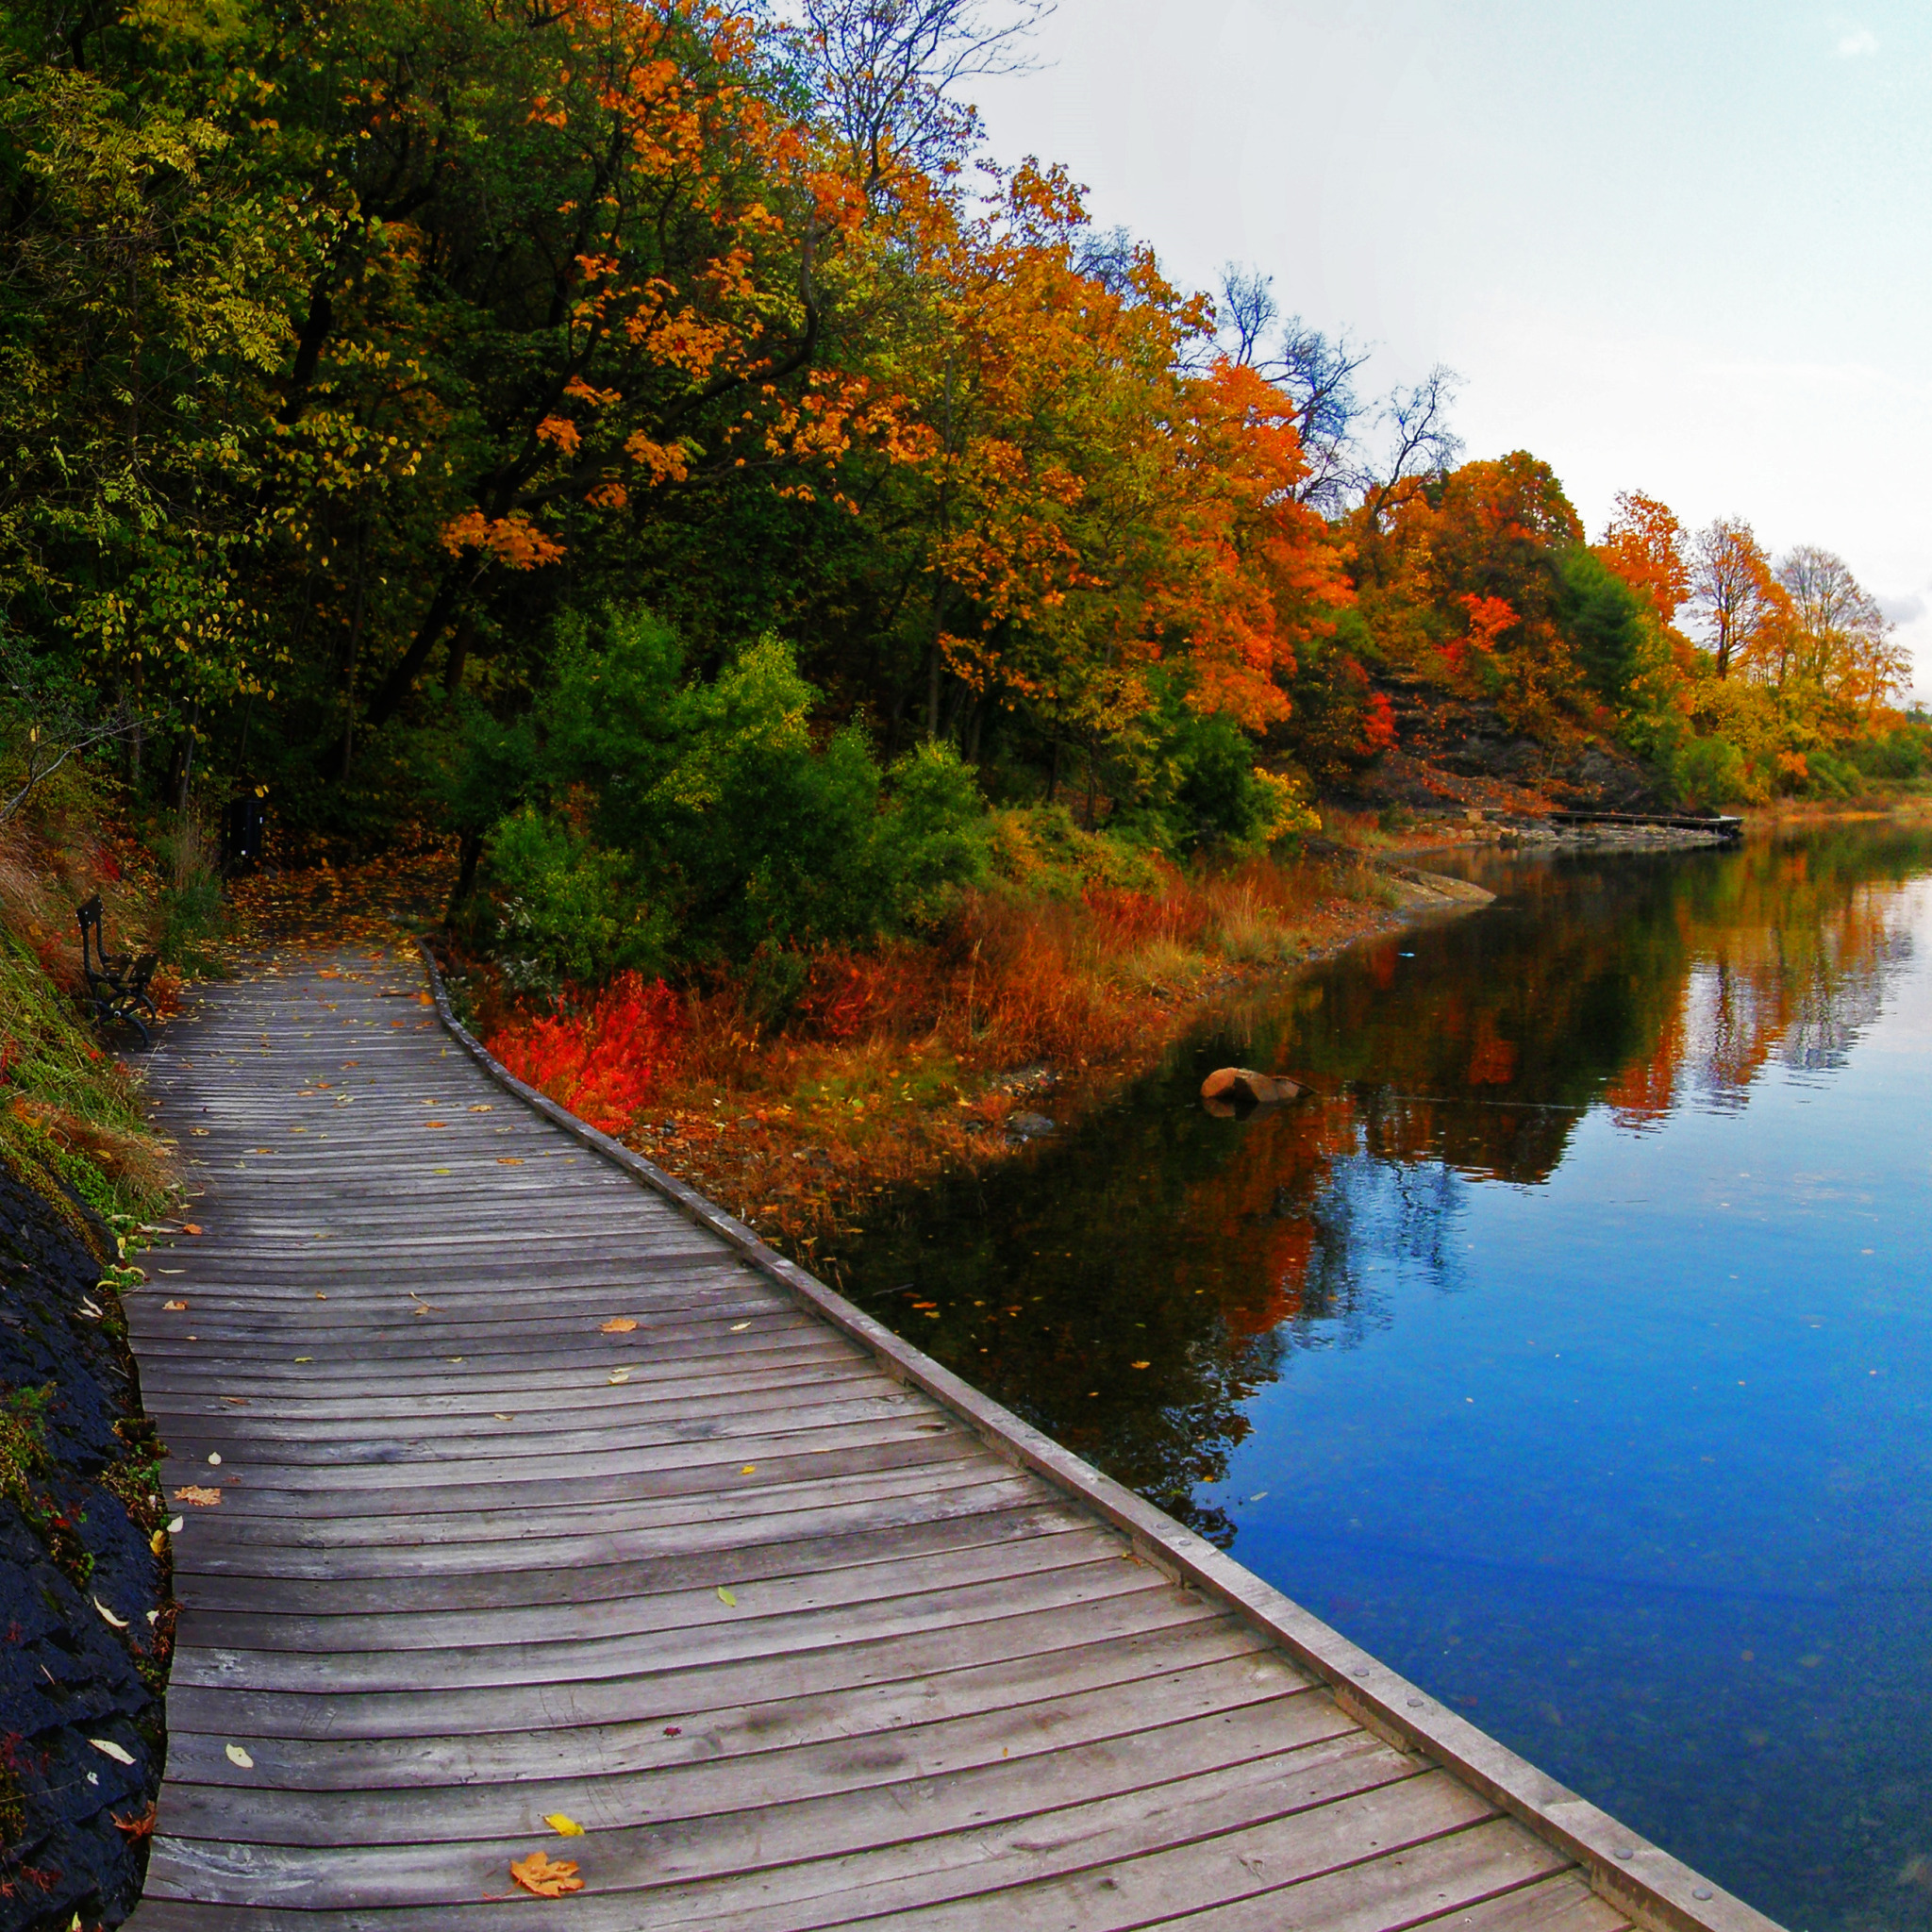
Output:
[600, 1318, 638, 1334]
[162, 1300, 188, 1312]
[510, 1851, 583, 1898]
[181, 1224, 204, 1236]
[498, 1158, 524, 1166]
[424, 1121, 447, 1129]
[173, 1486, 223, 1507]
[1130, 1360, 1151, 1370]
[112, 1803, 157, 1840]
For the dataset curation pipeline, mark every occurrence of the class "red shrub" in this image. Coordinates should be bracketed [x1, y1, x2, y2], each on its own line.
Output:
[489, 973, 686, 1133]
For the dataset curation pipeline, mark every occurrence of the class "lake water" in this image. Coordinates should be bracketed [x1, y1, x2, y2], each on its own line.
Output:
[833, 820, 1932, 1932]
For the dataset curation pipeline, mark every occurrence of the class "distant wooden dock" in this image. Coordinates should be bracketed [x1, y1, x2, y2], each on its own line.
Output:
[1546, 810, 1744, 840]
[121, 946, 1780, 1930]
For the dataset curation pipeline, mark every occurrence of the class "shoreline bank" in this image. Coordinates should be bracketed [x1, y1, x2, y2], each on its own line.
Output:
[623, 858, 1497, 1264]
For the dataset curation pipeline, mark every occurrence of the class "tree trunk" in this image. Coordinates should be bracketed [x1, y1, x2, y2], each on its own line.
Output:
[366, 571, 466, 728]
[336, 533, 369, 780]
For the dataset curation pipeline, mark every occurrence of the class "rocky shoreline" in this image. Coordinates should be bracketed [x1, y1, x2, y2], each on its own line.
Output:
[0, 1163, 169, 1932]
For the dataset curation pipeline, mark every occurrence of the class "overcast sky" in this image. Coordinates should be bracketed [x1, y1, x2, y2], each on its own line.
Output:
[969, 0, 1932, 697]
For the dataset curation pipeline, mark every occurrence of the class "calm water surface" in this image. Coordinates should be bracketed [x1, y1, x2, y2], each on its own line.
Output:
[834, 821, 1932, 1932]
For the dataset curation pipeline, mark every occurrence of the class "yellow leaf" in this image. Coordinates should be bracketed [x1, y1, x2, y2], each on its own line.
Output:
[608, 1369, 631, 1385]
[225, 1743, 254, 1769]
[173, 1486, 222, 1507]
[510, 1852, 583, 1898]
[1131, 1360, 1151, 1370]
[543, 1814, 585, 1838]
[162, 1300, 188, 1312]
[715, 1586, 737, 1607]
[740, 1464, 757, 1475]
[728, 1322, 751, 1333]
[600, 1317, 638, 1333]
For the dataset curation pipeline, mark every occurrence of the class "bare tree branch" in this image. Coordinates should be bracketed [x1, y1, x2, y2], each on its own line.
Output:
[0, 645, 138, 824]
[1359, 364, 1463, 527]
[791, 0, 1056, 193]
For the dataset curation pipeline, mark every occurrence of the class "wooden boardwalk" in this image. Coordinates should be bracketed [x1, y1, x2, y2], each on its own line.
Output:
[121, 945, 1777, 1931]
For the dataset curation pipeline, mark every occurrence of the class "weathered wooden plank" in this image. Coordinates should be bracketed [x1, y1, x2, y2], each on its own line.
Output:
[180, 1518, 1121, 1652]
[154, 1680, 1337, 1849]
[170, 1557, 1174, 1695]
[167, 1472, 1050, 1581]
[158, 1497, 1091, 1615]
[160, 1589, 1230, 1740]
[139, 1760, 1481, 1914]
[155, 1625, 1287, 1790]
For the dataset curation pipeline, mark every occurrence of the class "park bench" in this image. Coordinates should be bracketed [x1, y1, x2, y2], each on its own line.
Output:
[76, 893, 158, 1048]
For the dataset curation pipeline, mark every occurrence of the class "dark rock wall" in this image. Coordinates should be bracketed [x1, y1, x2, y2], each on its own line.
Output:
[0, 1164, 167, 1932]
[1357, 677, 1671, 812]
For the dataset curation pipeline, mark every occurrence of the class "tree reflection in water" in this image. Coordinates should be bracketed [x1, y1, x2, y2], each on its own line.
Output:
[835, 823, 1932, 1545]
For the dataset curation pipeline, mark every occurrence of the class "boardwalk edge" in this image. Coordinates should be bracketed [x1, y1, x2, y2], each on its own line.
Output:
[418, 940, 1783, 1932]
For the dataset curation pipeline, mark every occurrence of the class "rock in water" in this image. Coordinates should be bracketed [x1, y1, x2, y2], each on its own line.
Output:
[1200, 1068, 1305, 1108]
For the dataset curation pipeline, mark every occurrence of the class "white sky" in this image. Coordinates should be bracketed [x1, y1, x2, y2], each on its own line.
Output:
[969, 0, 1932, 699]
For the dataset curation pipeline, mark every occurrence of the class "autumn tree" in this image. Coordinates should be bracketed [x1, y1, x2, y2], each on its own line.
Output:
[1689, 518, 1785, 680]
[1774, 545, 1908, 718]
[1597, 491, 1690, 626]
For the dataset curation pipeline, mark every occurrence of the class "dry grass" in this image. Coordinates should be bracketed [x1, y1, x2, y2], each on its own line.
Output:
[477, 849, 1418, 1257]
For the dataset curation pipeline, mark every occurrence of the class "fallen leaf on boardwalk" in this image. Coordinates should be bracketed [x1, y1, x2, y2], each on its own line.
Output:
[90, 1739, 135, 1766]
[1131, 1360, 1151, 1370]
[173, 1486, 222, 1507]
[600, 1318, 638, 1334]
[498, 1158, 524, 1166]
[510, 1853, 583, 1898]
[93, 1598, 128, 1630]
[221, 1396, 249, 1406]
[294, 1357, 313, 1363]
[158, 1268, 183, 1275]
[112, 1803, 157, 1840]
[740, 1465, 757, 1475]
[225, 1744, 255, 1769]
[469, 1105, 494, 1113]
[662, 1724, 682, 1737]
[424, 1121, 447, 1129]
[494, 1412, 517, 1421]
[543, 1815, 584, 1838]
[608, 1370, 632, 1386]
[447, 1357, 465, 1364]
[167, 1517, 183, 1533]
[190, 1127, 209, 1137]
[715, 1587, 737, 1607]
[728, 1322, 751, 1333]
[181, 1224, 204, 1236]
[207, 1453, 223, 1466]
[162, 1301, 188, 1312]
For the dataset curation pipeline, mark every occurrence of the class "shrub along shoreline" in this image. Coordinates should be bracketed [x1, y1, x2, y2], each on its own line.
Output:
[444, 837, 1492, 1266]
